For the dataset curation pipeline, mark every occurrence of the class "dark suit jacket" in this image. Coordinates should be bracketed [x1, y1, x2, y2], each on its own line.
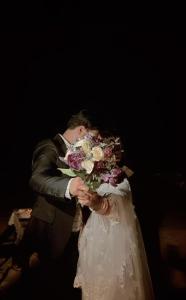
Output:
[29, 133, 77, 252]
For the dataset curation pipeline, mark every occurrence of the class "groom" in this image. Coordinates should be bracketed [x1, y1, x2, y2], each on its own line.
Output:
[0, 109, 104, 298]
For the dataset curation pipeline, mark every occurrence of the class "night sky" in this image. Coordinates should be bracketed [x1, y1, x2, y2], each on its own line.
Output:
[0, 4, 185, 210]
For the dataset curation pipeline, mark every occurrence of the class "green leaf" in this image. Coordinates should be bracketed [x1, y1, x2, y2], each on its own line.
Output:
[57, 168, 77, 177]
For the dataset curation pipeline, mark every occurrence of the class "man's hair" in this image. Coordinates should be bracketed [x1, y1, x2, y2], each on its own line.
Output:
[67, 109, 100, 130]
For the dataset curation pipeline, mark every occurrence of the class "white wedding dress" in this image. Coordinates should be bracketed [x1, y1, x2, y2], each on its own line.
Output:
[74, 179, 155, 300]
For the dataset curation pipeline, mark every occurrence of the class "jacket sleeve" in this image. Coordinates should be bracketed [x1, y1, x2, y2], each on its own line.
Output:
[29, 140, 71, 202]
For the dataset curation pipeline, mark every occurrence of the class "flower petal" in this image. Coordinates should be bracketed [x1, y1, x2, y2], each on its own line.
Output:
[91, 146, 104, 161]
[81, 160, 94, 174]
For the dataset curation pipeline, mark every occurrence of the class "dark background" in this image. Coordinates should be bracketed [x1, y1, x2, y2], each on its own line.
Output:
[0, 3, 185, 212]
[0, 3, 186, 298]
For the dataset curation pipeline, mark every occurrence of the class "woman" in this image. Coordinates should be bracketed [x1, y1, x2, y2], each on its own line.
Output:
[74, 178, 155, 300]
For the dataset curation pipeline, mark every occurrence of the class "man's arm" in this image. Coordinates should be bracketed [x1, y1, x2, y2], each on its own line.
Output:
[29, 141, 85, 202]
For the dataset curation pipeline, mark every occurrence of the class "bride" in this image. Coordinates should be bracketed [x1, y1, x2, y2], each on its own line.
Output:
[74, 178, 155, 300]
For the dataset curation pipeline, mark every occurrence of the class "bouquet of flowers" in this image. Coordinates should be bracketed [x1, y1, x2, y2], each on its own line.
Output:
[58, 133, 125, 191]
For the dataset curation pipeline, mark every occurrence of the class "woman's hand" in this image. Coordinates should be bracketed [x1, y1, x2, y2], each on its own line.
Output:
[78, 190, 110, 215]
[78, 190, 101, 208]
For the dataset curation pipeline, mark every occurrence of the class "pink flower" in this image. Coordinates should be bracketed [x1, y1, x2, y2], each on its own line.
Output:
[100, 173, 111, 183]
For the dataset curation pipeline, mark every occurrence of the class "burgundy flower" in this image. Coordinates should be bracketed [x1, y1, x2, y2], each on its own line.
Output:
[110, 167, 125, 184]
[94, 161, 106, 171]
[103, 146, 113, 159]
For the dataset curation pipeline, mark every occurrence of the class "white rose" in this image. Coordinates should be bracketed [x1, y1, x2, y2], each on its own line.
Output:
[75, 140, 91, 154]
[91, 146, 104, 161]
[81, 160, 94, 174]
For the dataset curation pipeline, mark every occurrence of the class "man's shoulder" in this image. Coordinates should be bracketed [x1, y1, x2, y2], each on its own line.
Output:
[33, 138, 58, 156]
[32, 134, 65, 157]
[35, 138, 55, 149]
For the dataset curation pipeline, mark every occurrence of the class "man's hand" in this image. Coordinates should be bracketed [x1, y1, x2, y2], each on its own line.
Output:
[69, 177, 89, 197]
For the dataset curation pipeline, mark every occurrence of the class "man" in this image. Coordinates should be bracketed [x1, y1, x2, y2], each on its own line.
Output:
[0, 109, 103, 298]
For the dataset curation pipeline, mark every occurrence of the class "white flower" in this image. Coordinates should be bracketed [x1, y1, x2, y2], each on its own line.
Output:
[74, 139, 91, 154]
[91, 146, 104, 161]
[81, 160, 94, 174]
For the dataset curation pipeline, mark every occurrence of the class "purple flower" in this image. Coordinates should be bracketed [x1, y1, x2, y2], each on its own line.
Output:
[84, 133, 101, 145]
[111, 167, 123, 177]
[100, 173, 111, 183]
[108, 176, 118, 186]
[67, 151, 85, 170]
[101, 168, 125, 186]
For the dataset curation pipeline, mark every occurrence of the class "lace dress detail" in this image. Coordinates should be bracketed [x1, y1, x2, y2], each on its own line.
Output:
[74, 179, 154, 300]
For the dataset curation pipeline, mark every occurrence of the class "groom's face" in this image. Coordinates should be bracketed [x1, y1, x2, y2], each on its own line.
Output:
[71, 126, 88, 144]
[78, 127, 99, 139]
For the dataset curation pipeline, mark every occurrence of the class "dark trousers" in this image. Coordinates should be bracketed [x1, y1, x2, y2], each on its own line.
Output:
[13, 216, 81, 300]
[28, 232, 81, 300]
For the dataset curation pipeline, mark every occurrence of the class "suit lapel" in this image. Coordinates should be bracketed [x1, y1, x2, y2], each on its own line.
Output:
[53, 134, 67, 157]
